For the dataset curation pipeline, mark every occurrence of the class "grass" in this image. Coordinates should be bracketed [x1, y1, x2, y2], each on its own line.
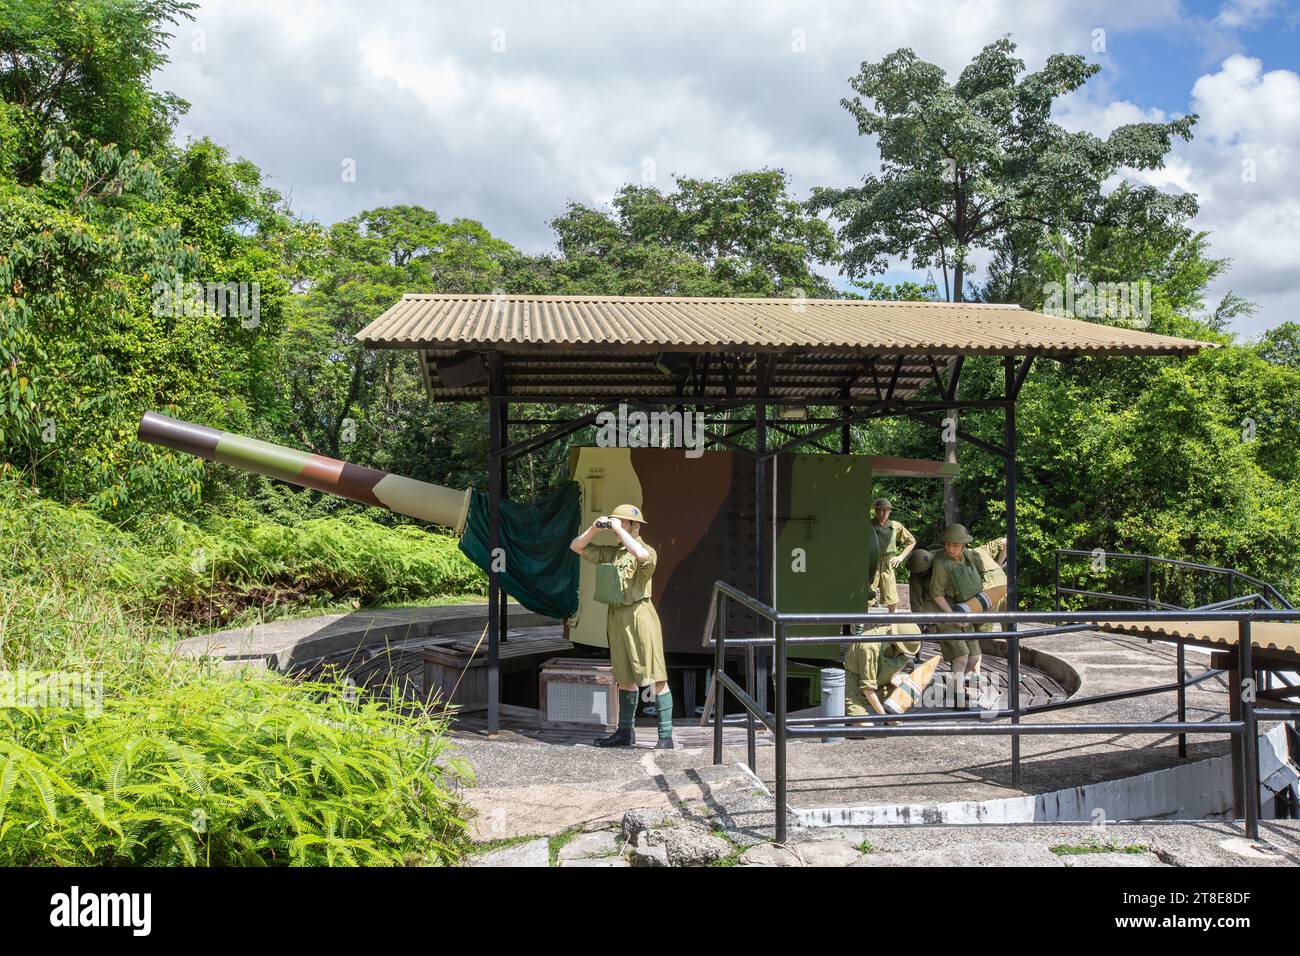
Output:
[1050, 840, 1150, 856]
[548, 827, 582, 866]
[1, 479, 488, 650]
[709, 827, 745, 867]
[855, 838, 875, 854]
[0, 481, 479, 866]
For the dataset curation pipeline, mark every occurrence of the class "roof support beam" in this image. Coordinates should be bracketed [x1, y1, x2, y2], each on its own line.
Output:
[944, 354, 965, 403]
[898, 407, 1011, 460]
[1011, 352, 1037, 399]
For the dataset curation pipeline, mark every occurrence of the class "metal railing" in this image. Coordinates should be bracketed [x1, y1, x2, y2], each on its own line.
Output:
[705, 580, 1300, 843]
[1054, 548, 1295, 612]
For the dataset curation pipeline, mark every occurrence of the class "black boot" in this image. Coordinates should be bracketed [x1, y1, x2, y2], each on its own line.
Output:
[594, 726, 635, 747]
[654, 736, 675, 750]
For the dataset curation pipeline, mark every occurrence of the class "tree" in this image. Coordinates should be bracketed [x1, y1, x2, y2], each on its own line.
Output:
[1258, 323, 1300, 370]
[0, 0, 196, 180]
[520, 170, 838, 297]
[811, 37, 1198, 523]
[286, 206, 520, 490]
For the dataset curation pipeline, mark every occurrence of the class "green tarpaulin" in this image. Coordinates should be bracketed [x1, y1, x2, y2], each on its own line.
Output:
[458, 481, 582, 619]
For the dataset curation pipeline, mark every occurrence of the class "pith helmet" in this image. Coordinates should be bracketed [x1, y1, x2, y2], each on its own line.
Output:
[610, 503, 647, 524]
[907, 549, 933, 574]
[942, 523, 973, 544]
[873, 497, 892, 510]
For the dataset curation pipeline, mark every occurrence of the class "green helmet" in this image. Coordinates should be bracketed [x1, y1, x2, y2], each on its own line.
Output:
[610, 503, 647, 525]
[907, 548, 933, 574]
[941, 523, 973, 544]
[873, 498, 892, 510]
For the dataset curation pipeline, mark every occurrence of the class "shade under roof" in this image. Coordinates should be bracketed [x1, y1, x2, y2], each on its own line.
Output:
[355, 294, 1213, 401]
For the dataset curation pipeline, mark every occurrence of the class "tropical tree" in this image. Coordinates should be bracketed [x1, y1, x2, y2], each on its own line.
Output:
[812, 36, 1198, 522]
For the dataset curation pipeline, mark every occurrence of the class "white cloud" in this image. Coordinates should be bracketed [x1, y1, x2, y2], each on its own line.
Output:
[155, 0, 1292, 332]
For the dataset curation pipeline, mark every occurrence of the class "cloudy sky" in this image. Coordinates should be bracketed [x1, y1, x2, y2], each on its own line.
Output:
[157, 0, 1299, 335]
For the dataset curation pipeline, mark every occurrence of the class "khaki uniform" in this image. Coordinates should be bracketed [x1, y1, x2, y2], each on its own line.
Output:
[581, 542, 667, 686]
[844, 623, 924, 716]
[974, 537, 1007, 568]
[970, 543, 1009, 631]
[930, 549, 987, 662]
[870, 520, 916, 606]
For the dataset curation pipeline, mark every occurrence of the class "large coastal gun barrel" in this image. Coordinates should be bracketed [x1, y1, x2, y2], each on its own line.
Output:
[138, 412, 472, 534]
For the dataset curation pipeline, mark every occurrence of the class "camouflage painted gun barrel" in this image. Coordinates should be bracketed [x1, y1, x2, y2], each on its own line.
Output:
[137, 413, 472, 533]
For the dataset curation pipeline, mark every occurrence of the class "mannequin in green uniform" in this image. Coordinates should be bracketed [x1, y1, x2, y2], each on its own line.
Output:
[569, 503, 674, 749]
[844, 623, 924, 716]
[929, 523, 987, 708]
[869, 498, 916, 613]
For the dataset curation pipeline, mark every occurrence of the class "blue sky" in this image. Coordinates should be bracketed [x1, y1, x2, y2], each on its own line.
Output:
[159, 1, 1300, 336]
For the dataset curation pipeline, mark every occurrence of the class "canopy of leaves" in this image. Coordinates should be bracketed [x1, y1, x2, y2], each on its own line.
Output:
[810, 36, 1197, 300]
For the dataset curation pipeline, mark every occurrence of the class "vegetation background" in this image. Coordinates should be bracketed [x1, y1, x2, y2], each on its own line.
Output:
[1, 0, 1297, 864]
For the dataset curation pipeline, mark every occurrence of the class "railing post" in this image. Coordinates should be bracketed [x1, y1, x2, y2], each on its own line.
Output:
[1004, 357, 1021, 788]
[713, 592, 725, 766]
[745, 645, 757, 773]
[1053, 551, 1061, 612]
[1239, 619, 1259, 841]
[1143, 557, 1152, 609]
[1176, 638, 1187, 759]
[775, 620, 788, 845]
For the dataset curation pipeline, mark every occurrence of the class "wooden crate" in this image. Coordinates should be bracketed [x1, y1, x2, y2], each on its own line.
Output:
[539, 658, 619, 731]
[421, 628, 571, 709]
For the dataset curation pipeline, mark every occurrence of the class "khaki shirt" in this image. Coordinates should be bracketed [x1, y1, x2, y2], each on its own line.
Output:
[845, 623, 923, 692]
[873, 519, 916, 558]
[930, 549, 985, 603]
[974, 537, 1007, 566]
[581, 542, 657, 604]
[973, 546, 1007, 589]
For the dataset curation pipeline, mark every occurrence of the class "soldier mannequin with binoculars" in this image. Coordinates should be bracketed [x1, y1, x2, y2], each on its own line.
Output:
[569, 504, 673, 749]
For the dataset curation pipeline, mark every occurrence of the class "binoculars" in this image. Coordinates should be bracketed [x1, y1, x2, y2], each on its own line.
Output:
[595, 518, 614, 529]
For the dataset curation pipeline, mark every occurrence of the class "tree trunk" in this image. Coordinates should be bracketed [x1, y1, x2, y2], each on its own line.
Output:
[943, 262, 964, 527]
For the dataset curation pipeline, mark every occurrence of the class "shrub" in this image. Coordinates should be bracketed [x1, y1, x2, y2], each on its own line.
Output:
[0, 669, 473, 866]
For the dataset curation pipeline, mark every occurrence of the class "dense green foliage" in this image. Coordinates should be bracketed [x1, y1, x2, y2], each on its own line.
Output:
[0, 672, 472, 865]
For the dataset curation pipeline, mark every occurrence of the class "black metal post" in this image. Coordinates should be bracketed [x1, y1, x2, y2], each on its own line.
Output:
[498, 398, 509, 647]
[745, 645, 757, 772]
[775, 620, 788, 844]
[755, 393, 769, 715]
[1239, 620, 1259, 840]
[1054, 551, 1061, 611]
[713, 593, 725, 765]
[1177, 638, 1187, 758]
[487, 392, 502, 737]
[1005, 357, 1021, 788]
[1144, 557, 1152, 609]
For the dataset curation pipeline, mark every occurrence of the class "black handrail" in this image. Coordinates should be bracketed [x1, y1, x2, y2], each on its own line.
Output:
[1054, 548, 1295, 611]
[704, 578, 1300, 843]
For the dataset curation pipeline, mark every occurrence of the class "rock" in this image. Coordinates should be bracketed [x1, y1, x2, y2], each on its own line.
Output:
[1062, 852, 1168, 867]
[621, 808, 679, 843]
[792, 840, 864, 867]
[560, 856, 631, 867]
[657, 829, 733, 867]
[860, 842, 1063, 867]
[629, 841, 669, 867]
[469, 785, 671, 840]
[558, 830, 622, 862]
[738, 844, 804, 867]
[469, 838, 550, 867]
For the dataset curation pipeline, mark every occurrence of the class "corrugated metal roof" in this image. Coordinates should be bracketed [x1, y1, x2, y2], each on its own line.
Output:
[356, 294, 1211, 356]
